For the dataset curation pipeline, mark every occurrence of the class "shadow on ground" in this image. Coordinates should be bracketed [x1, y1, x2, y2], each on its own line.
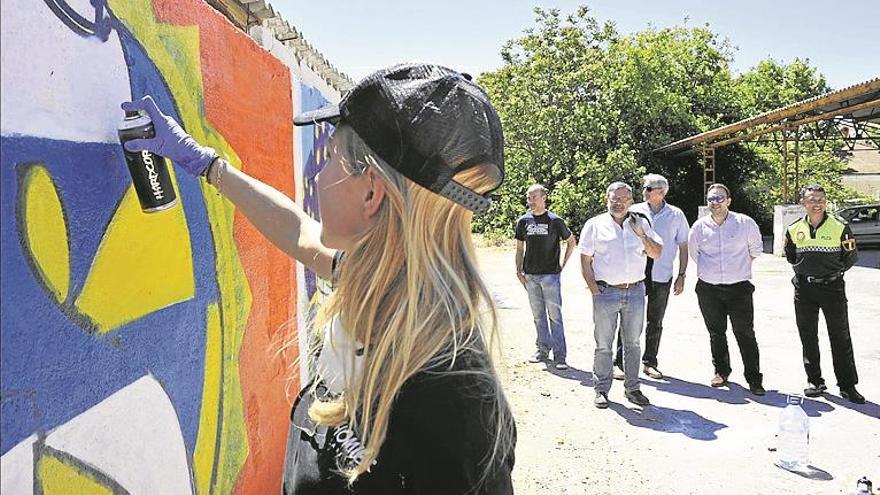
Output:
[823, 394, 880, 419]
[607, 402, 727, 440]
[640, 376, 835, 417]
[773, 463, 834, 481]
[542, 364, 594, 387]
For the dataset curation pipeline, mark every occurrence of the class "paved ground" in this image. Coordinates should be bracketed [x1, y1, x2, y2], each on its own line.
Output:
[479, 244, 879, 495]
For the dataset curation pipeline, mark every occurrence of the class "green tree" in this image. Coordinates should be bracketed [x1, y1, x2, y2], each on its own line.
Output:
[477, 7, 739, 235]
[478, 6, 854, 237]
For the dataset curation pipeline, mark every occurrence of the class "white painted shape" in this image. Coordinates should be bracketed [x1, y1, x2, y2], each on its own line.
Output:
[65, 0, 95, 16]
[0, 0, 130, 143]
[0, 434, 38, 495]
[298, 62, 342, 103]
[44, 375, 193, 495]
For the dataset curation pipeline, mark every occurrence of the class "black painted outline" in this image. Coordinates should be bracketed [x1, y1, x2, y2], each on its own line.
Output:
[42, 0, 111, 41]
[15, 162, 102, 334]
[32, 434, 131, 495]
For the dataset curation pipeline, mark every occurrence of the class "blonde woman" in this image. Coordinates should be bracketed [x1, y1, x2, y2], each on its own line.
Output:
[122, 63, 516, 494]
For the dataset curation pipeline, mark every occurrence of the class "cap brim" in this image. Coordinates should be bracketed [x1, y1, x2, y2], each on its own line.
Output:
[293, 105, 341, 126]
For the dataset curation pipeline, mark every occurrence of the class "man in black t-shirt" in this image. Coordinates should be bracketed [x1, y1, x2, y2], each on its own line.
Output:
[515, 184, 576, 370]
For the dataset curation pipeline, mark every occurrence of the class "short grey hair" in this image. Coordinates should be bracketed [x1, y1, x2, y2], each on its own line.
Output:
[643, 173, 669, 193]
[526, 183, 548, 196]
[606, 181, 633, 198]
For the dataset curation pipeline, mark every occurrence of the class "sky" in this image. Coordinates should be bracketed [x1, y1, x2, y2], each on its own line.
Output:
[272, 0, 879, 90]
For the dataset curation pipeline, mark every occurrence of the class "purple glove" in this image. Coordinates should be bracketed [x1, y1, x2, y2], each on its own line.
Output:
[121, 95, 218, 176]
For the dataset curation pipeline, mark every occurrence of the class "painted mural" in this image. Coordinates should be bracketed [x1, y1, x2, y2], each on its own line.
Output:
[0, 0, 336, 493]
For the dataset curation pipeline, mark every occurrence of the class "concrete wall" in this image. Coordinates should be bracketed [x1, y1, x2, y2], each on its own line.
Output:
[0, 0, 338, 493]
[773, 205, 806, 256]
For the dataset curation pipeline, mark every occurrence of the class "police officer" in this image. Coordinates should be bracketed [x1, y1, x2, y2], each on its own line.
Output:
[784, 184, 864, 404]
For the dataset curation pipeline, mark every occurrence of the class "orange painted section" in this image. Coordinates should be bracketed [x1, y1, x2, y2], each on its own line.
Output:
[154, 2, 297, 494]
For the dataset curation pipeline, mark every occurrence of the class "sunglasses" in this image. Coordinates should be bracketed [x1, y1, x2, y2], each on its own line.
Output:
[643, 186, 658, 192]
[707, 195, 727, 204]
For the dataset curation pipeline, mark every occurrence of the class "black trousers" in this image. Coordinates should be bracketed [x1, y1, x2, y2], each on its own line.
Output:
[614, 280, 672, 368]
[695, 280, 762, 386]
[793, 277, 858, 388]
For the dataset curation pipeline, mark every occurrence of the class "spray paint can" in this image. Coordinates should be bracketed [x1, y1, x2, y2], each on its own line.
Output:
[118, 110, 178, 212]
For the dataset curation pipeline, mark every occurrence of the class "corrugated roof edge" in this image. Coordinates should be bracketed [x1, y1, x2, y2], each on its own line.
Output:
[206, 0, 355, 93]
[653, 76, 880, 155]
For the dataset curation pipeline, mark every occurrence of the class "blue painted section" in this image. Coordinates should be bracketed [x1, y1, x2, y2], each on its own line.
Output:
[0, 22, 218, 456]
[298, 85, 331, 299]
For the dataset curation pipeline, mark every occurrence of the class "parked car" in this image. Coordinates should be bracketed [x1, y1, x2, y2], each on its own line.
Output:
[835, 203, 880, 246]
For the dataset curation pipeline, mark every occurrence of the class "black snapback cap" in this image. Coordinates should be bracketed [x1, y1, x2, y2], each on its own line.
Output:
[294, 63, 505, 214]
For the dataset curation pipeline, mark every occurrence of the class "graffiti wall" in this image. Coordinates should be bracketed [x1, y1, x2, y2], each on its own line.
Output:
[0, 0, 339, 493]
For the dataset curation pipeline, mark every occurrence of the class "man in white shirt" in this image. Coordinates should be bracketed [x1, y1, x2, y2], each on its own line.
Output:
[580, 182, 662, 409]
[688, 183, 765, 395]
[612, 174, 690, 380]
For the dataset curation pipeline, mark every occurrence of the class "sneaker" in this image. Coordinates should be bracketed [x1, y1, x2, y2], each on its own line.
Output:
[528, 351, 548, 363]
[841, 387, 866, 404]
[625, 389, 650, 406]
[643, 365, 664, 379]
[710, 374, 728, 387]
[594, 392, 609, 409]
[804, 383, 827, 397]
[612, 365, 625, 380]
[554, 362, 569, 370]
[749, 383, 766, 396]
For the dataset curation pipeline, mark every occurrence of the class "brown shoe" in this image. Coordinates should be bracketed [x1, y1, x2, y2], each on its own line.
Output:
[612, 365, 625, 380]
[643, 365, 664, 379]
[710, 374, 728, 387]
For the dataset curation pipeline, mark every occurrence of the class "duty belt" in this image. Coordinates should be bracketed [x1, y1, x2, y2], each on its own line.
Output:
[800, 273, 843, 284]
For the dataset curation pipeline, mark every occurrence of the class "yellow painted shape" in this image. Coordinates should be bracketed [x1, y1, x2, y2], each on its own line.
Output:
[22, 165, 70, 304]
[194, 302, 222, 495]
[38, 453, 113, 495]
[108, 0, 253, 490]
[75, 186, 194, 333]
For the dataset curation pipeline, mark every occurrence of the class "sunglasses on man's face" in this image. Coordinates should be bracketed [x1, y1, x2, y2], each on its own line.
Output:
[643, 186, 658, 192]
[707, 195, 727, 204]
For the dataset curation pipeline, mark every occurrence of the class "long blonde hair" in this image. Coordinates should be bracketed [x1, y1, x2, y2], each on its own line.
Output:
[307, 124, 512, 484]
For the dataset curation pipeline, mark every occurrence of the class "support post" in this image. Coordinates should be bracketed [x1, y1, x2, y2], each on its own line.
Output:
[781, 129, 789, 204]
[794, 127, 800, 202]
[701, 146, 715, 196]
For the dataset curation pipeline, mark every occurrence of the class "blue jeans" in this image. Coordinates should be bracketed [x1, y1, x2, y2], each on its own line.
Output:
[524, 273, 567, 363]
[593, 282, 646, 393]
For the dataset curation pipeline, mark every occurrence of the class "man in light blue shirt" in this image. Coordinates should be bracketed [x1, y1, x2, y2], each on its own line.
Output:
[688, 183, 765, 395]
[612, 174, 689, 380]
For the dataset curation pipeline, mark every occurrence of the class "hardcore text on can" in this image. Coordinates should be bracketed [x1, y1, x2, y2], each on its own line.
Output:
[118, 110, 178, 212]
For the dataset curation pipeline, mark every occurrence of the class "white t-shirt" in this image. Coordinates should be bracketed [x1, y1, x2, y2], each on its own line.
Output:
[579, 212, 663, 285]
[315, 317, 364, 394]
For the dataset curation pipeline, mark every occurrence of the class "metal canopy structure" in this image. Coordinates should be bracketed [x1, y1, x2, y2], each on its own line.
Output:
[653, 78, 880, 202]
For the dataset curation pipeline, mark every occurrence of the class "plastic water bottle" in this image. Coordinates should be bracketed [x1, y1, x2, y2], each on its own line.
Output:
[776, 394, 809, 472]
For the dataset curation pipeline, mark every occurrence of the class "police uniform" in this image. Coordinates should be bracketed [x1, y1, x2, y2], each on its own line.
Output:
[784, 212, 859, 392]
